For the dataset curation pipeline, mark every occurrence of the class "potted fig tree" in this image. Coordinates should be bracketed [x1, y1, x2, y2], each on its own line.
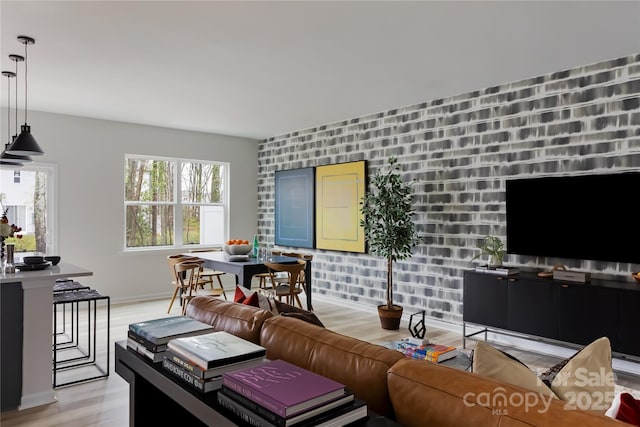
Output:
[360, 157, 420, 330]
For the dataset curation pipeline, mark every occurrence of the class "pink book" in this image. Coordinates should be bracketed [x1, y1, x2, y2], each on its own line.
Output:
[222, 359, 345, 418]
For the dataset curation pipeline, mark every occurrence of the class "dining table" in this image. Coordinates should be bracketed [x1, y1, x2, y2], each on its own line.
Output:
[183, 251, 313, 311]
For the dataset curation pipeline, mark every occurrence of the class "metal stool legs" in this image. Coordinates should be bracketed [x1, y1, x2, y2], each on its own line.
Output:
[52, 289, 110, 388]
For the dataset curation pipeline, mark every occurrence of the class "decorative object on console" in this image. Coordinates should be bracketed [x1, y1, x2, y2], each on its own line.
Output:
[537, 263, 567, 278]
[632, 272, 640, 283]
[471, 235, 506, 268]
[474, 265, 519, 276]
[359, 157, 420, 330]
[5, 36, 44, 157]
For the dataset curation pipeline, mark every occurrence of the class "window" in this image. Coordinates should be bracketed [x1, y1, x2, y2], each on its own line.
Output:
[124, 155, 228, 250]
[0, 164, 57, 254]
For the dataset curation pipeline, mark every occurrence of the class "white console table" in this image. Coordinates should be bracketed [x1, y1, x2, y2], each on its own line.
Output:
[0, 263, 93, 411]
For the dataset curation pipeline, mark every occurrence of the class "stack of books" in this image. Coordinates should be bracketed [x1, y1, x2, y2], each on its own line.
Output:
[163, 331, 267, 393]
[218, 359, 367, 427]
[395, 340, 458, 363]
[474, 265, 519, 276]
[127, 315, 216, 363]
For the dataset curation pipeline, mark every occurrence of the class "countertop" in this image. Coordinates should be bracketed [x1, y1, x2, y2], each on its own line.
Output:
[0, 262, 92, 284]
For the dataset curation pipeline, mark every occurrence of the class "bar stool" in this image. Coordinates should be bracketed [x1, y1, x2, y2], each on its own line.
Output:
[53, 279, 91, 349]
[53, 289, 110, 388]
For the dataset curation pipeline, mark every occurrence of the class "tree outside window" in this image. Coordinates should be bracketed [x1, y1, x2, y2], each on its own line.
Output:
[0, 165, 54, 254]
[124, 156, 227, 249]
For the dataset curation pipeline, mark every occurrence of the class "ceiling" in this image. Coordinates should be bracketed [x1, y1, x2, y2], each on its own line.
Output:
[1, 1, 639, 140]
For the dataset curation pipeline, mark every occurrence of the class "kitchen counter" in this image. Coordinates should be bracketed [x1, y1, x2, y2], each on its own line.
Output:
[1, 262, 93, 411]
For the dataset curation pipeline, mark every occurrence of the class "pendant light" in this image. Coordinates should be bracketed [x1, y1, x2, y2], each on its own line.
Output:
[1, 53, 32, 166]
[6, 35, 43, 156]
[0, 70, 23, 167]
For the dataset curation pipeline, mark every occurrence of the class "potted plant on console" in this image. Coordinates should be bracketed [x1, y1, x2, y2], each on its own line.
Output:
[471, 235, 505, 268]
[360, 157, 420, 330]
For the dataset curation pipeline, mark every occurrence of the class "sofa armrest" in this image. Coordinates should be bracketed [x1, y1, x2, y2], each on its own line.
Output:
[387, 358, 627, 427]
[185, 296, 273, 344]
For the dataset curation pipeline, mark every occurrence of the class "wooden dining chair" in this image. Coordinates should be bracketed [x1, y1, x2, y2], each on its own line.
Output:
[275, 252, 312, 294]
[166, 255, 226, 314]
[252, 249, 283, 289]
[174, 260, 226, 315]
[188, 248, 228, 298]
[263, 260, 307, 308]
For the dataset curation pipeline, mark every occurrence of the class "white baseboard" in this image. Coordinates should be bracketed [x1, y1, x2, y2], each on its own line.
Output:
[19, 390, 57, 410]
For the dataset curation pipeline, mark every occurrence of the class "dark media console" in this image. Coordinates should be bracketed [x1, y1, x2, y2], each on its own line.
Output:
[463, 270, 640, 359]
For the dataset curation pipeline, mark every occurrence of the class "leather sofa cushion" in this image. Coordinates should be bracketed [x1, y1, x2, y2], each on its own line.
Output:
[260, 315, 405, 418]
[185, 296, 273, 344]
[387, 358, 625, 427]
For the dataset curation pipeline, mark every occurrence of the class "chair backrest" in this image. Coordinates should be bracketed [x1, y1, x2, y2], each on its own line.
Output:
[167, 255, 201, 284]
[264, 260, 306, 289]
[173, 261, 203, 295]
[280, 253, 312, 282]
[281, 252, 313, 261]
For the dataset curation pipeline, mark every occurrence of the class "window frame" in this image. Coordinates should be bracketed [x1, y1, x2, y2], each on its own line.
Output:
[123, 154, 229, 252]
[0, 162, 58, 255]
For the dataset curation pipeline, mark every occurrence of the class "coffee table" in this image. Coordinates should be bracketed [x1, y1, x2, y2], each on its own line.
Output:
[377, 340, 472, 372]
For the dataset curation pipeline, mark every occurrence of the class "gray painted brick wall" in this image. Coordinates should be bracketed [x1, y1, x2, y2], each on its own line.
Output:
[257, 53, 640, 326]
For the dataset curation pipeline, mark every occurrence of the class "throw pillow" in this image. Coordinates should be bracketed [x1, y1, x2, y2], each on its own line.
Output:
[473, 337, 615, 412]
[272, 299, 325, 328]
[605, 392, 640, 426]
[540, 336, 615, 412]
[472, 341, 557, 398]
[233, 285, 279, 315]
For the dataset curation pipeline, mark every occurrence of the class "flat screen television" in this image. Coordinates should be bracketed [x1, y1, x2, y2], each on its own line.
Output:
[505, 172, 640, 264]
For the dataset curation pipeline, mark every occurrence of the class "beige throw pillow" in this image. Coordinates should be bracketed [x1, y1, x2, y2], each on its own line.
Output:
[473, 337, 616, 412]
[472, 341, 557, 398]
[547, 336, 615, 412]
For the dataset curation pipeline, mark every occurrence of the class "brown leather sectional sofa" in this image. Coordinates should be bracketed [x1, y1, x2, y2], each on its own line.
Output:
[186, 296, 625, 426]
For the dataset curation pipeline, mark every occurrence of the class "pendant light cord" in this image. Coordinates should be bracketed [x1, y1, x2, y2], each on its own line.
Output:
[6, 75, 10, 142]
[14, 58, 19, 134]
[23, 40, 28, 124]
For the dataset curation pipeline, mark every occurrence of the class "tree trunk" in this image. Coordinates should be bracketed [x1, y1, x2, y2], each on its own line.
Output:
[387, 256, 393, 309]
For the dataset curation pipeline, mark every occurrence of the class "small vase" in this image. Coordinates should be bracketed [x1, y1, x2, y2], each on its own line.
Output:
[488, 255, 503, 268]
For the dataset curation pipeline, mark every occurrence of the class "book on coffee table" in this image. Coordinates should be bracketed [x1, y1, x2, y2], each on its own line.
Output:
[395, 341, 457, 363]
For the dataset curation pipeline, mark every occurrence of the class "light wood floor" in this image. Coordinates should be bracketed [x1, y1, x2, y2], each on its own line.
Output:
[2, 292, 639, 426]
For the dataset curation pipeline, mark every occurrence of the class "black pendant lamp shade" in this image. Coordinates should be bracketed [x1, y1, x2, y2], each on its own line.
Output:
[1, 54, 32, 166]
[1, 71, 21, 166]
[6, 35, 43, 156]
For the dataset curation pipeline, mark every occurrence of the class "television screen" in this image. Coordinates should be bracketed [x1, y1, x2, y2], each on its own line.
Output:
[506, 172, 640, 264]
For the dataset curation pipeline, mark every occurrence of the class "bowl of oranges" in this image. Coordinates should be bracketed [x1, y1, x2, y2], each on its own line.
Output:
[223, 239, 253, 255]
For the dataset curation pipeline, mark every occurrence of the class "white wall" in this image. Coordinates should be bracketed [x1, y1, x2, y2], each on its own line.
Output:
[1, 109, 259, 302]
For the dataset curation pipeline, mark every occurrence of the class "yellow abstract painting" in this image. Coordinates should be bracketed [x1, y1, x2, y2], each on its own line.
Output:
[315, 161, 366, 252]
